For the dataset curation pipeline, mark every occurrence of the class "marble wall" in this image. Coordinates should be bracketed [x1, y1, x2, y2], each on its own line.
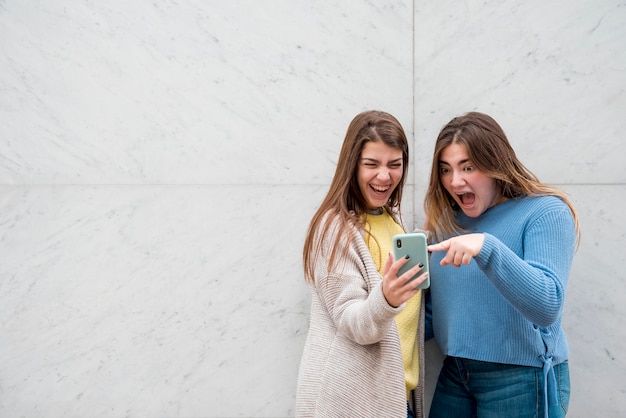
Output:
[413, 1, 626, 416]
[0, 1, 623, 417]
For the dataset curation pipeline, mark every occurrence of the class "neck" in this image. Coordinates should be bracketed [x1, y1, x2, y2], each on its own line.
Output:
[366, 207, 384, 215]
[490, 194, 509, 208]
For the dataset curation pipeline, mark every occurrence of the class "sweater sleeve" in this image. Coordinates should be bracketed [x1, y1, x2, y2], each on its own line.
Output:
[318, 275, 403, 345]
[313, 220, 403, 345]
[474, 205, 576, 328]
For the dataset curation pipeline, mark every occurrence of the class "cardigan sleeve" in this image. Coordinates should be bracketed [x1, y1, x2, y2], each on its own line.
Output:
[313, 217, 403, 345]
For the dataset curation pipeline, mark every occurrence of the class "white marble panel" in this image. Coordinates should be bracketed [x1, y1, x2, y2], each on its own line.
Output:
[418, 186, 626, 417]
[563, 185, 626, 417]
[2, 0, 622, 417]
[414, 0, 626, 186]
[0, 185, 324, 417]
[413, 2, 626, 412]
[0, 0, 413, 186]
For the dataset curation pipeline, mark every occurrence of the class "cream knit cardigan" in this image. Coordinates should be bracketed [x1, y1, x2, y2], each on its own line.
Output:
[296, 214, 425, 418]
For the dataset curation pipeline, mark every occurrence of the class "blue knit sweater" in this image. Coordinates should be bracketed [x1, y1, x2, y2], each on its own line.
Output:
[427, 195, 576, 369]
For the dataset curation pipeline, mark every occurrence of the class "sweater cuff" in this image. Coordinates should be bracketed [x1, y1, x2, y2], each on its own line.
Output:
[475, 232, 496, 268]
[371, 281, 405, 318]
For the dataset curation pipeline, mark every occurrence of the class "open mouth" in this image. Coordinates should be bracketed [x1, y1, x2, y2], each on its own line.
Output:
[371, 185, 390, 196]
[457, 192, 476, 206]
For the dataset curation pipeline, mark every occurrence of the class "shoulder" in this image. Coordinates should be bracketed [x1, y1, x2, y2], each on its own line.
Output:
[314, 210, 365, 252]
[529, 194, 567, 208]
[506, 195, 569, 215]
[318, 210, 360, 236]
[480, 195, 573, 232]
[318, 210, 340, 232]
[513, 195, 575, 232]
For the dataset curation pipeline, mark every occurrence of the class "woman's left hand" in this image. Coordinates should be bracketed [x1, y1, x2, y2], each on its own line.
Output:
[428, 233, 485, 267]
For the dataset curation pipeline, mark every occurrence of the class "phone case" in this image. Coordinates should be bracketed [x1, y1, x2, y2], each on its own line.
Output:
[392, 232, 430, 289]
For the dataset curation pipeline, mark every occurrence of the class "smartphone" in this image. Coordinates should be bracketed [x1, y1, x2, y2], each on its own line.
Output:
[392, 232, 430, 289]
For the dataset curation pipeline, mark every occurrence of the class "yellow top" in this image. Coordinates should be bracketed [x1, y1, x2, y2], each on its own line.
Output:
[362, 210, 421, 400]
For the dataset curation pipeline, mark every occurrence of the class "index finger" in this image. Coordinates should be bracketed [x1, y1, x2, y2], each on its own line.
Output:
[428, 240, 450, 252]
[382, 252, 395, 275]
[387, 253, 411, 276]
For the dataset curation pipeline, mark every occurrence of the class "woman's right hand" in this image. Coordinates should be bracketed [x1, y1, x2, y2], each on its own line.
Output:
[381, 253, 428, 308]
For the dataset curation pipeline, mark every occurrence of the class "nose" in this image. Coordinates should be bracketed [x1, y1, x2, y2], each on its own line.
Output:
[377, 168, 391, 181]
[449, 170, 465, 187]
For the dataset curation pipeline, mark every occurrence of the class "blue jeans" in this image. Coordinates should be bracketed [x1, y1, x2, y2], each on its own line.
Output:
[429, 356, 570, 418]
[408, 401, 415, 418]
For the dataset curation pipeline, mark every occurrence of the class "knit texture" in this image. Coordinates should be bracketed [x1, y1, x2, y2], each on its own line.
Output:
[430, 196, 576, 367]
[296, 212, 425, 417]
[429, 195, 576, 367]
[363, 211, 422, 399]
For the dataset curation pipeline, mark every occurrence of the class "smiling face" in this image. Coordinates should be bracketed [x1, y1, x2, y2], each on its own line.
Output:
[357, 141, 404, 210]
[439, 142, 504, 218]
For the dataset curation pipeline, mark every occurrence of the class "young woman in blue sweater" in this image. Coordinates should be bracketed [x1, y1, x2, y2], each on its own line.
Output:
[423, 112, 580, 418]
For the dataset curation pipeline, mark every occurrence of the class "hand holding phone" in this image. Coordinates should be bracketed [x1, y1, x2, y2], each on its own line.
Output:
[392, 233, 430, 289]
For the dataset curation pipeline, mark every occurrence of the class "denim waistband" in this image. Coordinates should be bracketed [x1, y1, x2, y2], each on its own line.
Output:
[446, 356, 567, 418]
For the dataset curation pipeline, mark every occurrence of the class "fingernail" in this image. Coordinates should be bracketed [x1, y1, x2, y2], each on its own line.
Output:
[405, 255, 410, 259]
[418, 263, 424, 267]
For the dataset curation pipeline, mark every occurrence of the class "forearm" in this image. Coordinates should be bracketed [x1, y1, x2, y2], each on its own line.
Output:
[476, 213, 576, 327]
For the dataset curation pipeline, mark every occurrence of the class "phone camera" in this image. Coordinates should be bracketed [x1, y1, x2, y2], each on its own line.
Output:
[396, 239, 402, 248]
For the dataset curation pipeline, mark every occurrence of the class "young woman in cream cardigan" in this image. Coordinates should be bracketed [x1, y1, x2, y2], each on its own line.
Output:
[296, 110, 428, 418]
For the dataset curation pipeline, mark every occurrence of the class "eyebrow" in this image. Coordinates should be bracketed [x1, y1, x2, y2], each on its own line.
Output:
[362, 157, 403, 163]
[438, 158, 471, 165]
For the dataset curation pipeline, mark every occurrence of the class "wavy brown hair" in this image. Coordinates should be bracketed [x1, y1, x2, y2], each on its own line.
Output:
[424, 111, 580, 244]
[303, 110, 409, 284]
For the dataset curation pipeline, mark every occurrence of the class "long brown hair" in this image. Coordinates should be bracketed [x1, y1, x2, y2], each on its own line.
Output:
[303, 110, 409, 283]
[424, 111, 580, 243]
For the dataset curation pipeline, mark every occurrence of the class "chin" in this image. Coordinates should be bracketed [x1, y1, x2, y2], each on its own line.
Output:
[463, 208, 485, 218]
